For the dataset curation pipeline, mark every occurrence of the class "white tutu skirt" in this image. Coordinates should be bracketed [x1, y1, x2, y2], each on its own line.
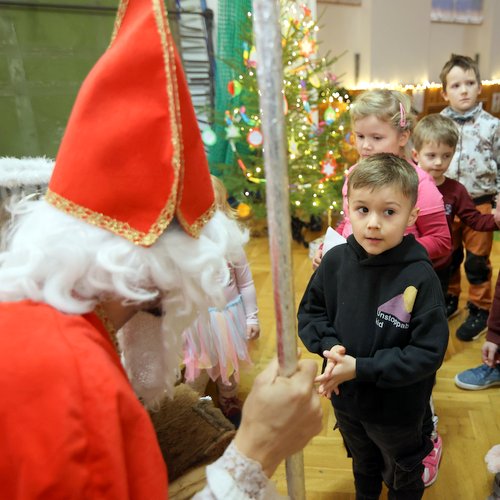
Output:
[183, 295, 252, 385]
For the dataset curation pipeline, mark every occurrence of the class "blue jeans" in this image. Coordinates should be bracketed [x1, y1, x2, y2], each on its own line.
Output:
[334, 408, 432, 500]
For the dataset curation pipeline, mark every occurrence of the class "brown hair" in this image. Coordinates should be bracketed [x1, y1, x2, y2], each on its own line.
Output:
[347, 153, 418, 207]
[440, 54, 481, 91]
[412, 114, 459, 151]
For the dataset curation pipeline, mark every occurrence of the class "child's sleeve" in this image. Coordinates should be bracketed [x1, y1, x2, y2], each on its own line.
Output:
[336, 219, 346, 236]
[336, 166, 352, 237]
[455, 182, 497, 231]
[414, 174, 451, 259]
[415, 212, 451, 260]
[232, 252, 259, 325]
[297, 263, 341, 356]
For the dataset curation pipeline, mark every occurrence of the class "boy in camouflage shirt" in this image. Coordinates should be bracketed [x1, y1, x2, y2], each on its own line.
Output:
[440, 54, 500, 341]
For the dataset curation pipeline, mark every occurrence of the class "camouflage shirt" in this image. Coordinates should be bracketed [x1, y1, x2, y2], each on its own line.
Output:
[441, 103, 500, 200]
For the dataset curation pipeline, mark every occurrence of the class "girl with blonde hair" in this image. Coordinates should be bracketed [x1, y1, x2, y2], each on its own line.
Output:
[182, 175, 260, 427]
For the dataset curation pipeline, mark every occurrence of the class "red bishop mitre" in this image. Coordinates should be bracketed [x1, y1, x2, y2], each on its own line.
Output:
[45, 0, 215, 246]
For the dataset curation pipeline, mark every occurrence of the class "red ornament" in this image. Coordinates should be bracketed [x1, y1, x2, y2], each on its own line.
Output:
[321, 157, 338, 178]
[247, 129, 263, 148]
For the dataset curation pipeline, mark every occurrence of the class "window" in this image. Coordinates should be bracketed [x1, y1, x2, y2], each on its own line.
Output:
[431, 0, 483, 24]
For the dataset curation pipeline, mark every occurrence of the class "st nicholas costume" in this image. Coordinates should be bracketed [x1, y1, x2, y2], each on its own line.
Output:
[0, 0, 279, 498]
[0, 301, 167, 498]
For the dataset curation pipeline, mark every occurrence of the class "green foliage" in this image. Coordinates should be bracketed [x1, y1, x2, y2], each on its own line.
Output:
[207, 1, 357, 223]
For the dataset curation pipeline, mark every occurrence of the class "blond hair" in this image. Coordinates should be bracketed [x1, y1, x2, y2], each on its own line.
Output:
[211, 175, 237, 219]
[413, 114, 459, 152]
[440, 54, 481, 92]
[347, 153, 418, 207]
[350, 89, 416, 134]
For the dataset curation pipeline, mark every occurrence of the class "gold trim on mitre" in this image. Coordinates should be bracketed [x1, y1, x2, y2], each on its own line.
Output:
[176, 203, 217, 238]
[109, 0, 130, 47]
[159, 4, 217, 237]
[45, 189, 177, 247]
[47, 0, 191, 247]
[153, 0, 181, 207]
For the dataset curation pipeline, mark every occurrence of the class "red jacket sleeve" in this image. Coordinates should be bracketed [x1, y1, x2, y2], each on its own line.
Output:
[455, 183, 498, 232]
[415, 210, 451, 260]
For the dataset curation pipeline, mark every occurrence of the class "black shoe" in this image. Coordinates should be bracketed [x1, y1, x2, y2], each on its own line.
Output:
[445, 294, 459, 319]
[456, 303, 489, 341]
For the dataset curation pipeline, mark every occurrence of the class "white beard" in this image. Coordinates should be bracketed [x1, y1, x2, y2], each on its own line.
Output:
[118, 310, 181, 408]
[117, 210, 248, 408]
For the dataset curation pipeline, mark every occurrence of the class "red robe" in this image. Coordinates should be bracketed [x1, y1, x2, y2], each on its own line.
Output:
[0, 300, 168, 499]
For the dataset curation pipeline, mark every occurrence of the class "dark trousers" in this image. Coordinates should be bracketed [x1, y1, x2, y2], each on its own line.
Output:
[448, 204, 493, 310]
[334, 408, 432, 500]
[434, 265, 451, 301]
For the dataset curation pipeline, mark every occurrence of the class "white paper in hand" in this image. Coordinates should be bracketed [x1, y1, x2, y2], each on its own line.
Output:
[322, 226, 347, 255]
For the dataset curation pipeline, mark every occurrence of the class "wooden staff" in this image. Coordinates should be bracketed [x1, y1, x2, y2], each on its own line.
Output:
[252, 1, 306, 498]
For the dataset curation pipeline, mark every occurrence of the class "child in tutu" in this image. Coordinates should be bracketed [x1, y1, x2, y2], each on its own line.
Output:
[183, 175, 260, 426]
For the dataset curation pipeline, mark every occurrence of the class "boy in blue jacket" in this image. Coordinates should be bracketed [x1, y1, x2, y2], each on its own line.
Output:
[298, 153, 449, 499]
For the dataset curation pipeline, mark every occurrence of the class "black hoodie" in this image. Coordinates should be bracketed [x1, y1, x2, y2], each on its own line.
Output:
[298, 234, 449, 425]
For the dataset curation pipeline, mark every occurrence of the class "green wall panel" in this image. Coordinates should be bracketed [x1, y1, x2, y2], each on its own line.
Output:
[0, 2, 117, 157]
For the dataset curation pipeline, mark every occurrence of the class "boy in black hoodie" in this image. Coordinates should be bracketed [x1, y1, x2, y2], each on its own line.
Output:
[298, 153, 449, 499]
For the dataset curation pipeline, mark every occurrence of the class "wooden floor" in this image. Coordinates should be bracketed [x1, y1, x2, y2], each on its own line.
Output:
[237, 234, 500, 499]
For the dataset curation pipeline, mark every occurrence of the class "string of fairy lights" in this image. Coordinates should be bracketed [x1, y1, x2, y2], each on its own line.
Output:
[352, 79, 500, 91]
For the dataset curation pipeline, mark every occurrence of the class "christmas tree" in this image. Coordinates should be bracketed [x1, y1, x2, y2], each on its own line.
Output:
[205, 1, 358, 238]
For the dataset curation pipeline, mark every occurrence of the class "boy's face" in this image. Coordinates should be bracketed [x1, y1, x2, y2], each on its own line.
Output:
[442, 66, 481, 114]
[412, 142, 455, 185]
[348, 184, 418, 256]
[353, 115, 410, 159]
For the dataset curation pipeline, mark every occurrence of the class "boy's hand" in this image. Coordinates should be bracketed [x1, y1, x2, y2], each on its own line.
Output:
[482, 340, 500, 367]
[314, 345, 346, 396]
[246, 324, 260, 340]
[318, 351, 356, 398]
[312, 247, 323, 270]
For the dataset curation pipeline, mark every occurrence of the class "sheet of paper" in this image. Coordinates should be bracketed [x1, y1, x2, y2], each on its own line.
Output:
[322, 226, 346, 255]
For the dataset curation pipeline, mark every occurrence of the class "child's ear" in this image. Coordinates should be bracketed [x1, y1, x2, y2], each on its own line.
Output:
[441, 89, 449, 102]
[408, 206, 419, 227]
[399, 129, 411, 148]
[411, 149, 419, 164]
[477, 83, 482, 96]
